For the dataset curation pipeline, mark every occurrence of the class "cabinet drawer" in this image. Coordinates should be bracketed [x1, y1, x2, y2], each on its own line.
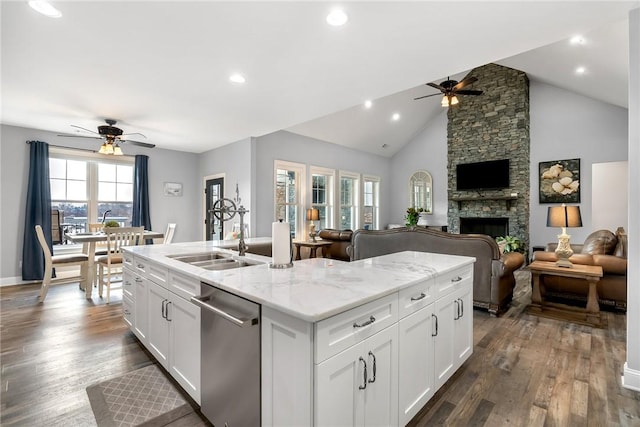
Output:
[435, 265, 473, 298]
[135, 258, 169, 286]
[123, 295, 134, 329]
[315, 293, 398, 363]
[169, 270, 200, 301]
[398, 278, 435, 319]
[123, 252, 134, 268]
[122, 269, 136, 300]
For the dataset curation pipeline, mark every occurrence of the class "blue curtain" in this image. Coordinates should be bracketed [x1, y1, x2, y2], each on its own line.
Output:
[132, 155, 152, 231]
[22, 141, 52, 281]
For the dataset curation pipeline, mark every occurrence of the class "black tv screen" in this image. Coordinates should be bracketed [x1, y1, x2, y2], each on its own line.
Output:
[456, 159, 510, 190]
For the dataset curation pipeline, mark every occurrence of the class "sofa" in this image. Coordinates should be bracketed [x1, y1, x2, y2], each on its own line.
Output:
[348, 227, 525, 316]
[532, 228, 627, 311]
[318, 229, 354, 261]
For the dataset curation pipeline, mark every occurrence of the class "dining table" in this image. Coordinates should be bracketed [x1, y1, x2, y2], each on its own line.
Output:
[64, 229, 164, 298]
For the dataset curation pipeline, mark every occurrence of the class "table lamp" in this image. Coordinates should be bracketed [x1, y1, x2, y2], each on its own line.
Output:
[306, 208, 320, 242]
[546, 204, 582, 268]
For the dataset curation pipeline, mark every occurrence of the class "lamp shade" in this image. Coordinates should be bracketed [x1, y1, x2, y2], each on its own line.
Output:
[306, 208, 320, 221]
[547, 205, 582, 228]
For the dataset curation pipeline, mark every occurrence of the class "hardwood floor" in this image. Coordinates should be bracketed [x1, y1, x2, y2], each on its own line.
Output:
[1, 273, 638, 426]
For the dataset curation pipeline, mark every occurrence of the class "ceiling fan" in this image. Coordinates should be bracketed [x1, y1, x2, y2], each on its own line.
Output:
[58, 119, 155, 155]
[414, 76, 483, 107]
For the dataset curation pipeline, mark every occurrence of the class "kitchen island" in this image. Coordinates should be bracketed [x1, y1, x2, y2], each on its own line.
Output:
[122, 240, 475, 426]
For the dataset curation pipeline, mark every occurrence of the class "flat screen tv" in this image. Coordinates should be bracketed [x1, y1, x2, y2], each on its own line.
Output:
[456, 159, 510, 190]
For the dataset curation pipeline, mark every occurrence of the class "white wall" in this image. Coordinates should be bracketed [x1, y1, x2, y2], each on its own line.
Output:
[389, 110, 448, 227]
[529, 80, 628, 248]
[592, 161, 628, 232]
[198, 137, 254, 238]
[253, 130, 391, 237]
[0, 124, 201, 284]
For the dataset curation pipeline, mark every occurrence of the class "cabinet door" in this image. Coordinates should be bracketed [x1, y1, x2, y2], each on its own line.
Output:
[147, 281, 169, 368]
[315, 343, 366, 427]
[398, 307, 434, 426]
[168, 295, 201, 404]
[133, 275, 148, 343]
[363, 324, 398, 427]
[453, 283, 473, 369]
[433, 295, 456, 389]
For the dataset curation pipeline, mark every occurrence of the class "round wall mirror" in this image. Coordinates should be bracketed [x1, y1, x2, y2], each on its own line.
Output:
[409, 170, 432, 213]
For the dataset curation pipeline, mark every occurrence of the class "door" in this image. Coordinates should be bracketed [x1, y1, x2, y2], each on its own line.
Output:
[362, 324, 398, 427]
[398, 307, 434, 425]
[147, 281, 169, 367]
[134, 274, 149, 343]
[205, 177, 224, 240]
[168, 294, 201, 404]
[453, 284, 473, 369]
[433, 295, 456, 389]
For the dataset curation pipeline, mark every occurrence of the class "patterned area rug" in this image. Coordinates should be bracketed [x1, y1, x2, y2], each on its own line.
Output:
[87, 364, 193, 427]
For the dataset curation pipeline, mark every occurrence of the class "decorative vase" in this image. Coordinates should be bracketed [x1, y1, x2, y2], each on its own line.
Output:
[417, 212, 429, 226]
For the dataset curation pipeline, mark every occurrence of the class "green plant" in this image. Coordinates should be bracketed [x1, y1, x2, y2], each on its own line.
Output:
[496, 235, 525, 254]
[103, 220, 120, 228]
[405, 207, 424, 227]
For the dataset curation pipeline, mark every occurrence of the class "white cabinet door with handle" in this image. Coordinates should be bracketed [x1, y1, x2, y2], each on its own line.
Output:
[147, 280, 170, 367]
[315, 324, 398, 427]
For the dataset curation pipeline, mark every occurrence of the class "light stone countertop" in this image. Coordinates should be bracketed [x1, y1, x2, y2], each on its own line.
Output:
[125, 239, 475, 322]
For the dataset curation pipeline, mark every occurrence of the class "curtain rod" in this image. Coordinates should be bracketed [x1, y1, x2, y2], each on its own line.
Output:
[25, 141, 97, 153]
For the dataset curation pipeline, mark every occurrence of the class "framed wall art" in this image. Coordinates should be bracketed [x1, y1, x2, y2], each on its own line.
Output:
[163, 182, 183, 197]
[539, 158, 580, 203]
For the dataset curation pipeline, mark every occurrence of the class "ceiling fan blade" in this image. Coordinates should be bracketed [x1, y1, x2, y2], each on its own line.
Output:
[70, 124, 99, 134]
[426, 82, 446, 92]
[452, 76, 478, 92]
[121, 139, 156, 149]
[121, 132, 147, 139]
[414, 93, 442, 100]
[58, 133, 102, 140]
[455, 90, 483, 95]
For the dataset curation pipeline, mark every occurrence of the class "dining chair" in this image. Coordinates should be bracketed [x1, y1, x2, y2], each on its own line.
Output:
[97, 226, 144, 303]
[163, 223, 177, 244]
[35, 225, 89, 302]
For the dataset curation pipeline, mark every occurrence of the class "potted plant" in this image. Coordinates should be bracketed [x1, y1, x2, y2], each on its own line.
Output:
[405, 207, 424, 227]
[495, 235, 525, 254]
[103, 220, 120, 228]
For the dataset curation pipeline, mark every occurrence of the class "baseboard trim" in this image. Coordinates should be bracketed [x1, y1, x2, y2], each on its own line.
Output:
[622, 362, 640, 392]
[0, 277, 37, 287]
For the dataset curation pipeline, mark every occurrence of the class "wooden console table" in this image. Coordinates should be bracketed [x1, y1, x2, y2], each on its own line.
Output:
[293, 240, 332, 260]
[527, 261, 603, 326]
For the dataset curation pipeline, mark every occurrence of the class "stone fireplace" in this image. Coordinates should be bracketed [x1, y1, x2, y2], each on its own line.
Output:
[447, 63, 530, 249]
[460, 217, 509, 239]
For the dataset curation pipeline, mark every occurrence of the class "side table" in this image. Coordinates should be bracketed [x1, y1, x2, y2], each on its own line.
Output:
[527, 260, 603, 326]
[293, 240, 332, 261]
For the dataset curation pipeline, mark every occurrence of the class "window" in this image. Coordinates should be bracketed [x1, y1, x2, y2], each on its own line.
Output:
[363, 175, 380, 230]
[339, 171, 359, 230]
[310, 167, 334, 230]
[49, 148, 134, 232]
[274, 160, 306, 239]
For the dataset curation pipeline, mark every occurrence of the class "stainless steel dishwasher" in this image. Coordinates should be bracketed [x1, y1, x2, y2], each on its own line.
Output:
[191, 282, 261, 427]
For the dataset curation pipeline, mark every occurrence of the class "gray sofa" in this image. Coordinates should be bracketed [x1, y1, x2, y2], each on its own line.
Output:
[348, 227, 525, 316]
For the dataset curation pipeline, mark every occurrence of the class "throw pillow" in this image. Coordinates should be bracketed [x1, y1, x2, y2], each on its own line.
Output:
[581, 230, 617, 255]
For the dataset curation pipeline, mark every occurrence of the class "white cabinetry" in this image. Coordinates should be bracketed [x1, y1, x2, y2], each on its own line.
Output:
[121, 253, 201, 404]
[263, 263, 473, 427]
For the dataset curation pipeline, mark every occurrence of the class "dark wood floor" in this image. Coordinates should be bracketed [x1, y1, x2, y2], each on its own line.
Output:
[1, 273, 638, 426]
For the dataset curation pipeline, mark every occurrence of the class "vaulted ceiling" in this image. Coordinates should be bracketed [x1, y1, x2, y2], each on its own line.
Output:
[1, 2, 636, 157]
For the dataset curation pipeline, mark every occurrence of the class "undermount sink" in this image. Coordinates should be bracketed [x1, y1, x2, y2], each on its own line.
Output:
[167, 251, 262, 270]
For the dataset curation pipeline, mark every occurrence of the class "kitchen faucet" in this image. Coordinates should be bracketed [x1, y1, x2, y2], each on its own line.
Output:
[101, 210, 112, 224]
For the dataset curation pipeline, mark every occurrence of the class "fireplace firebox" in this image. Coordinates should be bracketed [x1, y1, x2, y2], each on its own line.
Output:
[459, 217, 508, 239]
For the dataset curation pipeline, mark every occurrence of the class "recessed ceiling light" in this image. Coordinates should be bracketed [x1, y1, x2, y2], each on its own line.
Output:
[326, 9, 348, 26]
[391, 113, 400, 121]
[28, 1, 62, 18]
[229, 73, 246, 84]
[364, 100, 372, 109]
[575, 66, 586, 74]
[570, 35, 585, 45]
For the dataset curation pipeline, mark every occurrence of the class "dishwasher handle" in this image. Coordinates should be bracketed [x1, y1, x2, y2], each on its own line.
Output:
[191, 295, 257, 328]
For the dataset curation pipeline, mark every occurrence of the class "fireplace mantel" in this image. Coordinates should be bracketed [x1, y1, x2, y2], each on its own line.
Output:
[450, 195, 518, 209]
